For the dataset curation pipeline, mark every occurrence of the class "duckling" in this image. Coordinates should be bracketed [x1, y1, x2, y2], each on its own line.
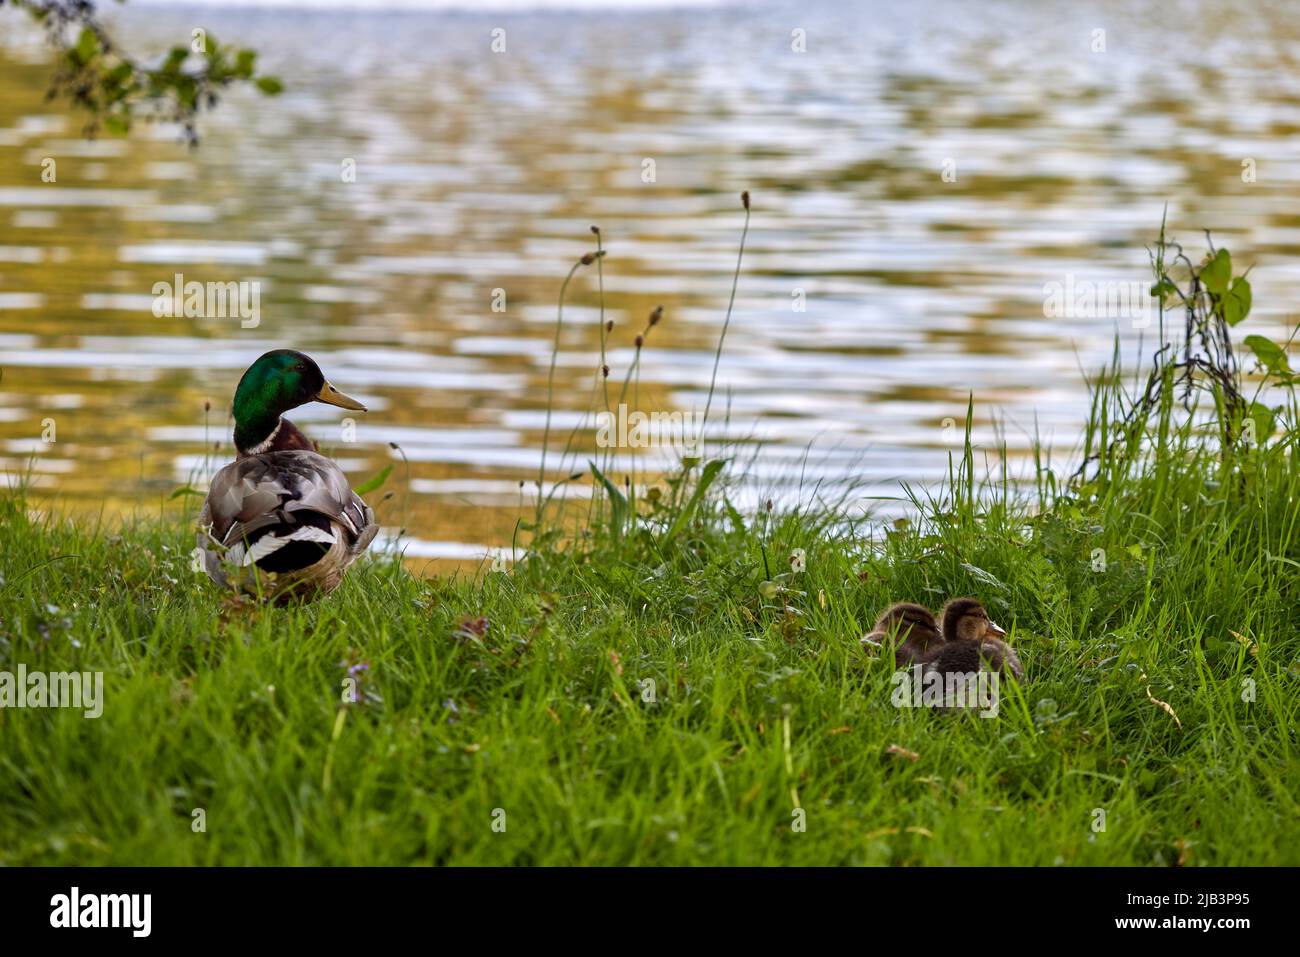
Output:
[861, 602, 945, 666]
[197, 350, 379, 603]
[923, 597, 1022, 679]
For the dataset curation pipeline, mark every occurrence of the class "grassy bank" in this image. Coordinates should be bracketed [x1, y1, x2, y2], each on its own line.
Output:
[2, 227, 1299, 865]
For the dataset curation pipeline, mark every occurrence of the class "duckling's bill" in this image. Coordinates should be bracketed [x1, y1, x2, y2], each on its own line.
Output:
[316, 381, 366, 411]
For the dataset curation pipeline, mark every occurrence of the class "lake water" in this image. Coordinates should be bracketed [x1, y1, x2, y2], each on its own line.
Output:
[2, 0, 1299, 565]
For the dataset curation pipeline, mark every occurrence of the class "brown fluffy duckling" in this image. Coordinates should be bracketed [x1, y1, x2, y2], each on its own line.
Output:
[861, 602, 945, 667]
[922, 597, 1022, 679]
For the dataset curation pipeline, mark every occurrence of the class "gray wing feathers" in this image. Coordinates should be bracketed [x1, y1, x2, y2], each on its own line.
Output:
[198, 451, 378, 590]
[203, 452, 369, 542]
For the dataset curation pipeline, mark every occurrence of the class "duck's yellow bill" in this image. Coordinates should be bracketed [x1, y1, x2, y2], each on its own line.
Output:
[316, 381, 367, 412]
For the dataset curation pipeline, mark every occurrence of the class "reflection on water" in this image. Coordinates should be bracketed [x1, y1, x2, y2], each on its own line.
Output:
[3, 0, 1300, 564]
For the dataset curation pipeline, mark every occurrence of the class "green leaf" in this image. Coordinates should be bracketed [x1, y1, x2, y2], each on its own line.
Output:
[1149, 278, 1177, 299]
[1246, 402, 1276, 444]
[176, 76, 198, 109]
[723, 496, 746, 535]
[959, 561, 1009, 593]
[1243, 334, 1292, 375]
[103, 113, 130, 136]
[1201, 248, 1232, 294]
[163, 47, 189, 73]
[234, 49, 257, 78]
[354, 464, 393, 496]
[1126, 543, 1143, 560]
[169, 486, 204, 499]
[662, 459, 726, 548]
[255, 76, 284, 95]
[1222, 276, 1252, 326]
[589, 462, 628, 544]
[75, 28, 99, 65]
[106, 62, 134, 86]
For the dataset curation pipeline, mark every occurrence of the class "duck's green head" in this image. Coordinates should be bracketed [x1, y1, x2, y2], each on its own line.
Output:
[232, 349, 365, 453]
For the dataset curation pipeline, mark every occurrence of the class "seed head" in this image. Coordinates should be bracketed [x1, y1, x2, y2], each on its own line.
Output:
[741, 190, 750, 210]
[635, 334, 644, 348]
[648, 305, 663, 326]
[602, 364, 610, 378]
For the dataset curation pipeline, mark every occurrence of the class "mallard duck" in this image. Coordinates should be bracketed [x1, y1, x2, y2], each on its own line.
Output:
[923, 597, 1022, 679]
[197, 349, 379, 603]
[861, 602, 945, 666]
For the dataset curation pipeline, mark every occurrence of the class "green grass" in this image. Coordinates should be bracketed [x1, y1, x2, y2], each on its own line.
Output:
[2, 225, 1299, 865]
[2, 415, 1298, 865]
